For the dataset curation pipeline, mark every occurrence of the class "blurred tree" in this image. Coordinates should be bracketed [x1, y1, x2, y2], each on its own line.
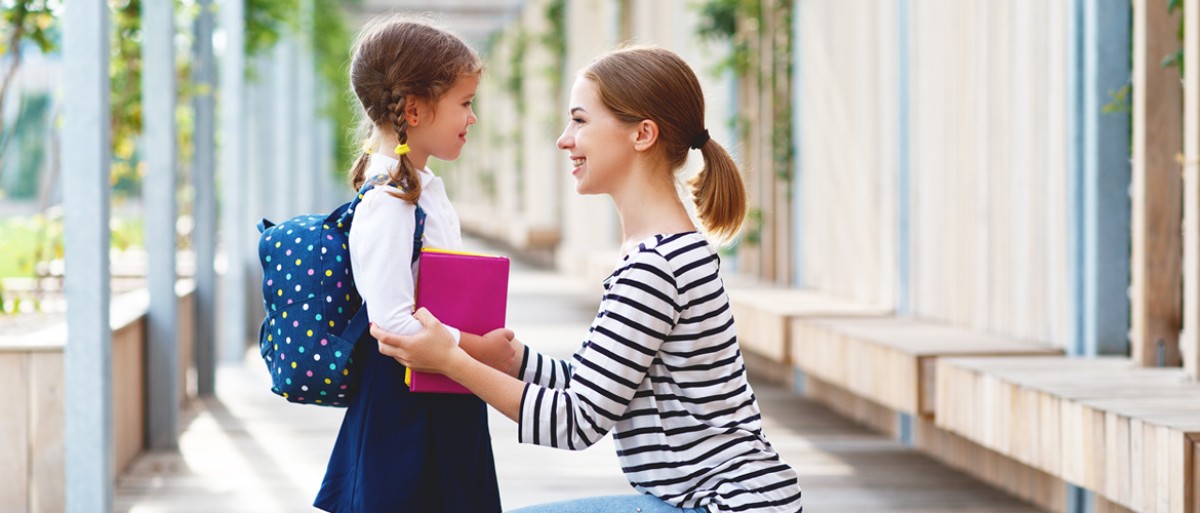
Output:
[0, 0, 58, 184]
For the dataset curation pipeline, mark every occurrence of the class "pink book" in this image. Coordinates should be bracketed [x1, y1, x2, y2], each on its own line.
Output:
[407, 248, 510, 394]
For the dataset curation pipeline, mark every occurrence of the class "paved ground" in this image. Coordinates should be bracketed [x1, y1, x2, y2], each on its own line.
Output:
[114, 237, 1047, 512]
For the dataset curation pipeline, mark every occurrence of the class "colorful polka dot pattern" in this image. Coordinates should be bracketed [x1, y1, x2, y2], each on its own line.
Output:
[255, 175, 425, 407]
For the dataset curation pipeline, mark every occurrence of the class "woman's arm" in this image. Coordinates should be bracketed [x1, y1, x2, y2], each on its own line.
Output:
[374, 310, 525, 420]
[376, 251, 681, 450]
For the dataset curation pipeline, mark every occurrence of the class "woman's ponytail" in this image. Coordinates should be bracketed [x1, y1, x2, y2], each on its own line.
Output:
[688, 139, 746, 242]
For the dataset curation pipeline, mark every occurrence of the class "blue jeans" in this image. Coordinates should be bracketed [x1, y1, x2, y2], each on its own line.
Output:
[507, 495, 708, 513]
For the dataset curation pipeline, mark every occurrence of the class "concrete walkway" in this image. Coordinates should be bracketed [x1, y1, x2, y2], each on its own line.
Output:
[115, 237, 1047, 512]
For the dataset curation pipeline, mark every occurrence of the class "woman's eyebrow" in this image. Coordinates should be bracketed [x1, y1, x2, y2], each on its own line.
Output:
[570, 107, 586, 115]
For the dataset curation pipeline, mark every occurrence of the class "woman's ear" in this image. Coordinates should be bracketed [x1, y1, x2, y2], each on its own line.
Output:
[631, 119, 659, 152]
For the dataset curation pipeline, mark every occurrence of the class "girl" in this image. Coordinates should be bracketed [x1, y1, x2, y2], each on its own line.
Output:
[314, 17, 514, 513]
[374, 46, 804, 513]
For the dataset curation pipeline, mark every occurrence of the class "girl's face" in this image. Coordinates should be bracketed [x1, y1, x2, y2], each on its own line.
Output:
[556, 77, 637, 195]
[407, 73, 480, 165]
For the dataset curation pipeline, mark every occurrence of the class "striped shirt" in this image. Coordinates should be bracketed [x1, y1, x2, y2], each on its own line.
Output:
[517, 232, 803, 513]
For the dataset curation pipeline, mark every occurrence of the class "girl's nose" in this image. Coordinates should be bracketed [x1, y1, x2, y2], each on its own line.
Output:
[556, 131, 571, 150]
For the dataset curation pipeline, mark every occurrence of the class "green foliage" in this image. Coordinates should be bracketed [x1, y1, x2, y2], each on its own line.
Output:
[0, 0, 57, 56]
[1164, 0, 1185, 74]
[311, 0, 358, 174]
[506, 29, 528, 116]
[694, 0, 758, 76]
[540, 0, 566, 97]
[244, 0, 298, 61]
[108, 0, 143, 199]
[244, 0, 361, 175]
[1103, 83, 1131, 115]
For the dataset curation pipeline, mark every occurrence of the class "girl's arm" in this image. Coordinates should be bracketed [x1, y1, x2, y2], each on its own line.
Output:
[376, 251, 681, 449]
[351, 187, 512, 371]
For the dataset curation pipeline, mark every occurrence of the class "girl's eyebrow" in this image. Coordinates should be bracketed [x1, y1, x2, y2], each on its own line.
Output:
[570, 107, 586, 115]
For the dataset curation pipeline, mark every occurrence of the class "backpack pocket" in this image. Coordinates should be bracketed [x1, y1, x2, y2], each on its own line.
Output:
[260, 296, 361, 406]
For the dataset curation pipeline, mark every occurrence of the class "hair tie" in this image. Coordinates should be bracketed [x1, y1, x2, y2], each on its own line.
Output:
[394, 143, 410, 156]
[690, 129, 710, 150]
[362, 141, 374, 155]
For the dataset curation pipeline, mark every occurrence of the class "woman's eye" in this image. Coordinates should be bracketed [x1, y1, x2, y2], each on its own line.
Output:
[571, 117, 585, 124]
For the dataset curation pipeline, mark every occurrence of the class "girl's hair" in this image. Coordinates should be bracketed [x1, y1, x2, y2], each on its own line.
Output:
[583, 46, 747, 242]
[347, 17, 482, 202]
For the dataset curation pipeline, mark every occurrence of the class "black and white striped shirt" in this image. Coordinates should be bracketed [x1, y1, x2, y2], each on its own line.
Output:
[517, 232, 803, 512]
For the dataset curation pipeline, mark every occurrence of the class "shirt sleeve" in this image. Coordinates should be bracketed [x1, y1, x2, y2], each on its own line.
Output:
[518, 250, 681, 450]
[349, 187, 461, 342]
[517, 345, 575, 390]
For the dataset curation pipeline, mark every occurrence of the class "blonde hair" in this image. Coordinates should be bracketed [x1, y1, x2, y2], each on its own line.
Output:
[583, 45, 747, 241]
[347, 17, 482, 202]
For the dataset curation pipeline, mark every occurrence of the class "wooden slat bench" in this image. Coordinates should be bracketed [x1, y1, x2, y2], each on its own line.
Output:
[790, 316, 1063, 418]
[0, 284, 195, 513]
[727, 287, 889, 365]
[937, 356, 1200, 513]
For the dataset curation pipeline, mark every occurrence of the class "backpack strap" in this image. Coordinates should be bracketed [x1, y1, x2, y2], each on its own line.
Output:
[344, 201, 428, 344]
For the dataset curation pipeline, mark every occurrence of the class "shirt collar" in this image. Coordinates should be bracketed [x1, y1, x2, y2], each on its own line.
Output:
[367, 153, 435, 187]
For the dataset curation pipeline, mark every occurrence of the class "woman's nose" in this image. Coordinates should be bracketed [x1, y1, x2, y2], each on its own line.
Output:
[556, 131, 571, 150]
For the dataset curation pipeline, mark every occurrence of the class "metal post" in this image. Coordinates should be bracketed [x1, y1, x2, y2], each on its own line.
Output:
[63, 0, 113, 510]
[143, 0, 179, 451]
[1069, 0, 1132, 357]
[297, 0, 317, 213]
[219, 0, 248, 363]
[193, 0, 218, 394]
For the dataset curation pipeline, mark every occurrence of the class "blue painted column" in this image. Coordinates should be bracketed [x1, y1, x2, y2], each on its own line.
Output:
[193, 0, 218, 394]
[143, 0, 179, 451]
[1068, 0, 1132, 358]
[895, 0, 911, 316]
[62, 1, 113, 511]
[791, 0, 805, 289]
[1065, 0, 1131, 511]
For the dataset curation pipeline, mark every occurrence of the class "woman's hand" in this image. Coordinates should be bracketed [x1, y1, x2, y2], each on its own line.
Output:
[374, 308, 527, 422]
[373, 308, 462, 373]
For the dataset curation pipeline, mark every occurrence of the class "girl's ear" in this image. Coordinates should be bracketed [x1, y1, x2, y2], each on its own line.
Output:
[631, 119, 659, 152]
[404, 94, 422, 126]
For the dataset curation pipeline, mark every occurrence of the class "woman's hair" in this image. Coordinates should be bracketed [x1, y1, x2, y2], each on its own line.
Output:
[347, 17, 482, 202]
[583, 45, 747, 242]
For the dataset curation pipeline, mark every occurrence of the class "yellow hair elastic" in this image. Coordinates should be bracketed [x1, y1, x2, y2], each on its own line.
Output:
[362, 141, 374, 155]
[394, 143, 410, 156]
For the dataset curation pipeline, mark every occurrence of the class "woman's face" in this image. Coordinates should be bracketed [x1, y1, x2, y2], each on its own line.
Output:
[556, 77, 637, 195]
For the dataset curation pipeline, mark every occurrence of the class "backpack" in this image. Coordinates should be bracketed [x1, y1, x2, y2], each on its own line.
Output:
[255, 177, 425, 406]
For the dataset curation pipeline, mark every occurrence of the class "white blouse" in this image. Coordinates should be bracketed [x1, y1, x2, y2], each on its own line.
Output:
[349, 153, 463, 342]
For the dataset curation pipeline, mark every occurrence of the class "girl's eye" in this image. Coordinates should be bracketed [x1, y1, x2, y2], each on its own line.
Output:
[464, 101, 473, 107]
[571, 117, 585, 124]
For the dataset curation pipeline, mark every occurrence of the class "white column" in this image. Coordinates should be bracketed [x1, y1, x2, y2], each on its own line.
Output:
[63, 1, 113, 511]
[193, 0, 218, 393]
[219, 0, 248, 363]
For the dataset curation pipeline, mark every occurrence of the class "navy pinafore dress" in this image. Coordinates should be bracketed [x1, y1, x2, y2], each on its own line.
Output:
[314, 206, 502, 513]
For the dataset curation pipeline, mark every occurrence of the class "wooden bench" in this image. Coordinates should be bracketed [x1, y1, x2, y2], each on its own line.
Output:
[727, 287, 889, 365]
[0, 284, 195, 513]
[937, 356, 1200, 513]
[790, 316, 1063, 418]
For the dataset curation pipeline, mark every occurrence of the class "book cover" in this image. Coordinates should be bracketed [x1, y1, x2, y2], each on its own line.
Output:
[407, 248, 510, 394]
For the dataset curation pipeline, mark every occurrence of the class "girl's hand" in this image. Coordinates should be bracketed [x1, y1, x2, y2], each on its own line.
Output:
[461, 327, 517, 373]
[373, 308, 461, 373]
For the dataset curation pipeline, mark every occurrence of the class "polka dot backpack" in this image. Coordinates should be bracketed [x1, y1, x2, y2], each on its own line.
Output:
[255, 176, 425, 406]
